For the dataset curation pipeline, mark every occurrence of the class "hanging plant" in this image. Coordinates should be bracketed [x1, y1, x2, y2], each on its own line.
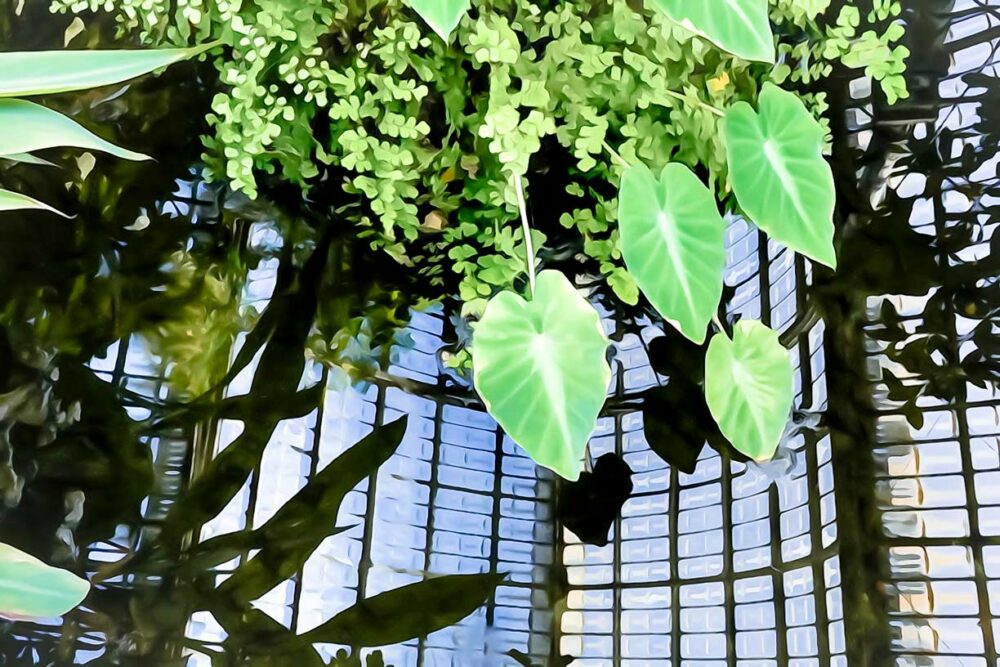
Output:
[57, 0, 912, 477]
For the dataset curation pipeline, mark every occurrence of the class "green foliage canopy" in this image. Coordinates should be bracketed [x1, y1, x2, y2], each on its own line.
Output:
[44, 0, 909, 471]
[51, 0, 908, 313]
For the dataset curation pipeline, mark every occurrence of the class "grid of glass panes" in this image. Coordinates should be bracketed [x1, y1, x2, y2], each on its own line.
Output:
[184, 222, 556, 666]
[868, 2, 1000, 664]
[559, 215, 846, 666]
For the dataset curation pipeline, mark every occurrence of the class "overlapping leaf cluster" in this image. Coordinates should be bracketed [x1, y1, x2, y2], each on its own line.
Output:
[51, 0, 908, 313]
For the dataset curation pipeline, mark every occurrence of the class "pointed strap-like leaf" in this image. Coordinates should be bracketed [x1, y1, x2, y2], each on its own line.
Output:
[0, 542, 90, 618]
[0, 42, 221, 97]
[214, 417, 408, 606]
[296, 573, 505, 648]
[1, 152, 56, 166]
[0, 188, 70, 217]
[0, 99, 149, 161]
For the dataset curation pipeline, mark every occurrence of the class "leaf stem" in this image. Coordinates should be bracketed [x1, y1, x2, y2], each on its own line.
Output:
[601, 140, 630, 169]
[663, 89, 725, 118]
[512, 172, 536, 297]
[712, 312, 730, 339]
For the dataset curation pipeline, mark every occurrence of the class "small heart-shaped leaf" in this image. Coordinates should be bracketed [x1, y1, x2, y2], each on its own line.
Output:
[705, 320, 793, 461]
[647, 0, 775, 63]
[618, 162, 726, 344]
[473, 270, 611, 480]
[724, 83, 837, 268]
[407, 0, 471, 40]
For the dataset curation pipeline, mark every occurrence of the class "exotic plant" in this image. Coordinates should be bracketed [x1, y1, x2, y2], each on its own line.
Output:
[52, 0, 909, 478]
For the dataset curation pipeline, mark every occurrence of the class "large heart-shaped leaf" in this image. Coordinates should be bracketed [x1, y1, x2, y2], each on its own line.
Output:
[648, 0, 775, 63]
[407, 0, 471, 39]
[0, 188, 69, 217]
[0, 99, 150, 161]
[0, 42, 220, 97]
[705, 320, 793, 461]
[618, 162, 726, 344]
[724, 83, 837, 268]
[473, 270, 611, 481]
[0, 542, 90, 618]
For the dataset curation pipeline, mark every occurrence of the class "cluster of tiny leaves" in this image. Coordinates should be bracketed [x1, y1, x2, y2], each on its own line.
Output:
[51, 0, 907, 312]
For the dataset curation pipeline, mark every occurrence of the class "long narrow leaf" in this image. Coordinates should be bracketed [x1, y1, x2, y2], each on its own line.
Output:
[184, 524, 354, 575]
[0, 188, 69, 217]
[157, 242, 330, 547]
[216, 417, 408, 606]
[1, 152, 56, 166]
[292, 572, 505, 648]
[0, 42, 221, 97]
[0, 99, 149, 161]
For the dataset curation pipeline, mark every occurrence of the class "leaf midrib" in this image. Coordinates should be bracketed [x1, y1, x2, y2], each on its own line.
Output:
[762, 139, 811, 228]
[723, 0, 770, 53]
[654, 209, 698, 322]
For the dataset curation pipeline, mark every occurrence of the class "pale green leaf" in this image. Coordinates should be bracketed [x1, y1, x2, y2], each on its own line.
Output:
[0, 42, 220, 97]
[617, 162, 726, 344]
[648, 0, 775, 63]
[724, 83, 837, 267]
[0, 99, 149, 161]
[473, 270, 611, 481]
[0, 188, 70, 217]
[705, 321, 793, 461]
[407, 0, 471, 39]
[1, 152, 56, 166]
[0, 542, 90, 618]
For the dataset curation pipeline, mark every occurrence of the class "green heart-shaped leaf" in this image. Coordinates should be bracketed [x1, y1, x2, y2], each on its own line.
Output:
[705, 320, 793, 461]
[648, 0, 775, 63]
[618, 162, 726, 344]
[0, 542, 90, 618]
[473, 270, 611, 481]
[0, 99, 150, 161]
[0, 42, 220, 97]
[407, 0, 471, 40]
[724, 82, 837, 268]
